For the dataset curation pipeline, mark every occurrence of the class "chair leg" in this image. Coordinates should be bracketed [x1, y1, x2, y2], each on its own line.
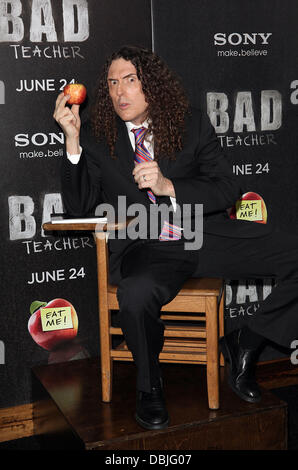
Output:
[206, 297, 219, 410]
[218, 290, 225, 367]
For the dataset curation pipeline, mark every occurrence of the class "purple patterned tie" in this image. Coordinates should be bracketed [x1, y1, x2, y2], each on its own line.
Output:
[132, 127, 181, 241]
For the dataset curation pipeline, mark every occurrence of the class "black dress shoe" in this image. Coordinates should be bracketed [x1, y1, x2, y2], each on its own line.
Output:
[135, 382, 169, 430]
[219, 329, 262, 403]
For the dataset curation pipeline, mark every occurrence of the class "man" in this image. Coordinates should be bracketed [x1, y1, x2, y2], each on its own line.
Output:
[54, 45, 298, 431]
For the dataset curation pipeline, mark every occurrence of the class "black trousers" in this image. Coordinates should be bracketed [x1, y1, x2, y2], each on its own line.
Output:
[116, 228, 298, 392]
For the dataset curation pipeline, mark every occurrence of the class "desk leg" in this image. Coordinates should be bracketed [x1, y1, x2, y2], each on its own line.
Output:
[95, 232, 113, 402]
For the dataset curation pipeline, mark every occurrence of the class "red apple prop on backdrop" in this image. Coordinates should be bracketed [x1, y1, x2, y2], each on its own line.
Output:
[28, 298, 79, 351]
[229, 192, 267, 224]
[63, 83, 86, 105]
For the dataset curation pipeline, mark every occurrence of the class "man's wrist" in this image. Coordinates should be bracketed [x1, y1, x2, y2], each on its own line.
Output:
[66, 138, 80, 156]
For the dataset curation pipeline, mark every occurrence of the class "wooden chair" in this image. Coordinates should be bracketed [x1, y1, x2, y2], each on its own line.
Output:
[43, 220, 224, 410]
[95, 230, 224, 411]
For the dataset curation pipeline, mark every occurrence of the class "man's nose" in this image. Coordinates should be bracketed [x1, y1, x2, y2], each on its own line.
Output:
[116, 82, 123, 96]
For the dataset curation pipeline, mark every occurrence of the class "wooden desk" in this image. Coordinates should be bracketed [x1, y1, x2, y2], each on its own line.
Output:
[43, 217, 134, 299]
[43, 217, 137, 401]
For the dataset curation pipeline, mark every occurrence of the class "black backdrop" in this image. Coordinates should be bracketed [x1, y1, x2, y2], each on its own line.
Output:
[152, 0, 298, 360]
[1, 0, 298, 410]
[0, 0, 152, 408]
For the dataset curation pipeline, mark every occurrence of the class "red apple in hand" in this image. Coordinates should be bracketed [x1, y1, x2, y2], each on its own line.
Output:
[28, 298, 79, 351]
[229, 192, 267, 224]
[64, 83, 86, 105]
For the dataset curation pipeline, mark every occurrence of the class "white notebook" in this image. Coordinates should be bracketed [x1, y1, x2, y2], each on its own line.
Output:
[50, 217, 107, 224]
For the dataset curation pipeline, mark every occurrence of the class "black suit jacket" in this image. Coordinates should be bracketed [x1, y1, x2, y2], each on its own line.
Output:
[61, 108, 272, 280]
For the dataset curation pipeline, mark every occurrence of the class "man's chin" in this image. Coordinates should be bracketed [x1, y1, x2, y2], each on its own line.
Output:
[116, 110, 131, 121]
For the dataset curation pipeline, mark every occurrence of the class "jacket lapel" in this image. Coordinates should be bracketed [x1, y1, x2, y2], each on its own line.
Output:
[158, 155, 172, 179]
[113, 118, 136, 182]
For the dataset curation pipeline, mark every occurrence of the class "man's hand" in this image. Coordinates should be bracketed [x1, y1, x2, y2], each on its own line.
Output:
[53, 92, 81, 154]
[133, 161, 176, 197]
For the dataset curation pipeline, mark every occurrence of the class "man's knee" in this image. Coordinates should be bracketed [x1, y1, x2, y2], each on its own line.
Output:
[117, 276, 168, 315]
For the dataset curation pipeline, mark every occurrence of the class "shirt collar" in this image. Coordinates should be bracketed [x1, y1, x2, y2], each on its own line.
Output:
[125, 120, 149, 133]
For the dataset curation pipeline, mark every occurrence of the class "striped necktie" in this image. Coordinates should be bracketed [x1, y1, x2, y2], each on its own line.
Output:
[131, 127, 181, 241]
[131, 127, 156, 203]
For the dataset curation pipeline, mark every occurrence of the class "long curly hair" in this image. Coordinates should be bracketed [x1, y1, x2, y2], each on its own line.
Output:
[90, 45, 190, 160]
